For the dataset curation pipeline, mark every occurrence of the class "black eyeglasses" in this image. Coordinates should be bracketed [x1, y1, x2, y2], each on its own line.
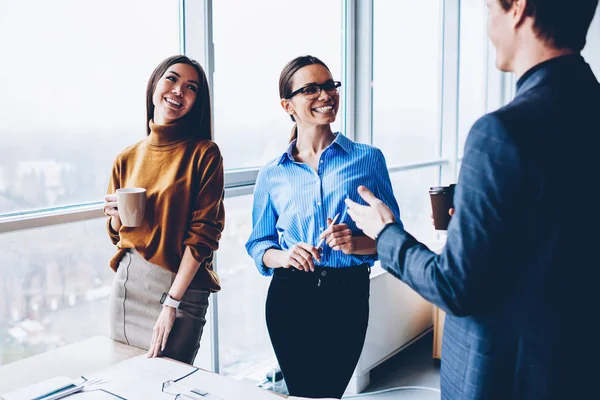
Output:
[286, 81, 342, 99]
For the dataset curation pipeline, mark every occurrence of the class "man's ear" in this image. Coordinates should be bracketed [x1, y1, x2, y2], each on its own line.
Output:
[281, 98, 295, 116]
[511, 0, 529, 28]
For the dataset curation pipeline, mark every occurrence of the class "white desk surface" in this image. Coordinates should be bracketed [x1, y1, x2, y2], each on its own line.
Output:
[0, 336, 298, 399]
[0, 336, 144, 394]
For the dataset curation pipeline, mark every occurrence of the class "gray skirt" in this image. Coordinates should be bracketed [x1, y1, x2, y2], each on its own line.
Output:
[109, 249, 209, 364]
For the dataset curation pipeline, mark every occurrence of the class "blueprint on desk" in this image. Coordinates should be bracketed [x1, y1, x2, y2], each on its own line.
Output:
[83, 356, 196, 399]
[67, 391, 120, 399]
[82, 355, 282, 400]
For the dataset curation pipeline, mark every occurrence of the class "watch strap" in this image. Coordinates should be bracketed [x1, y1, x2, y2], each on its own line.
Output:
[160, 292, 181, 309]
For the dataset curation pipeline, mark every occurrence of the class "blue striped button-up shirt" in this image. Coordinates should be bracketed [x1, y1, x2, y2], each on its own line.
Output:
[246, 132, 402, 276]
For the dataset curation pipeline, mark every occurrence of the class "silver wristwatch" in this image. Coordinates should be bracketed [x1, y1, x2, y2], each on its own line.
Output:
[160, 292, 181, 309]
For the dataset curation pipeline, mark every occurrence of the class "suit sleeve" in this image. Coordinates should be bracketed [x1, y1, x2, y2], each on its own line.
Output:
[184, 143, 225, 266]
[377, 114, 526, 316]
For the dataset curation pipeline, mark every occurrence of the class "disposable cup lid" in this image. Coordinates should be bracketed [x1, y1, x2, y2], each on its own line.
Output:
[429, 184, 454, 195]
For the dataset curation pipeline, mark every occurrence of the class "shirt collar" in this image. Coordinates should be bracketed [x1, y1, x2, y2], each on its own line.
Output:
[333, 132, 353, 154]
[516, 54, 583, 96]
[276, 132, 351, 165]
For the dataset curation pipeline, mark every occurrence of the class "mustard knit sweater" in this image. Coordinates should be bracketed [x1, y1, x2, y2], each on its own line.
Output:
[106, 120, 224, 292]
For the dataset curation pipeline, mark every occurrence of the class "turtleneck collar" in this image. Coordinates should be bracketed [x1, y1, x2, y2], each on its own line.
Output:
[148, 119, 192, 146]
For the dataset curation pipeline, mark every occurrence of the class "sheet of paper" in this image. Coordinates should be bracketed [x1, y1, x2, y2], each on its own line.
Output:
[84, 356, 197, 400]
[89, 355, 196, 382]
[81, 355, 281, 400]
[67, 390, 121, 399]
[176, 369, 284, 400]
[287, 397, 338, 400]
[1, 376, 82, 400]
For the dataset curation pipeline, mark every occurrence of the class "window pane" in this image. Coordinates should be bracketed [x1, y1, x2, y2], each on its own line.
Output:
[373, 0, 442, 165]
[390, 167, 440, 243]
[212, 0, 343, 170]
[0, 0, 180, 214]
[458, 0, 488, 157]
[0, 219, 113, 364]
[0, 219, 213, 369]
[218, 194, 274, 376]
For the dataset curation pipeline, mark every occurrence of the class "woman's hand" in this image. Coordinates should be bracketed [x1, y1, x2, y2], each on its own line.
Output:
[104, 194, 119, 217]
[278, 243, 321, 272]
[319, 218, 354, 254]
[104, 194, 122, 231]
[147, 305, 177, 358]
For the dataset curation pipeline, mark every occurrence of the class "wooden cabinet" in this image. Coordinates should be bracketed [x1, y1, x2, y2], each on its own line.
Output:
[429, 236, 447, 361]
[433, 306, 446, 360]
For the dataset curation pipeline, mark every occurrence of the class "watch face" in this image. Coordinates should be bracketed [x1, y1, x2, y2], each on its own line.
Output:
[160, 292, 167, 304]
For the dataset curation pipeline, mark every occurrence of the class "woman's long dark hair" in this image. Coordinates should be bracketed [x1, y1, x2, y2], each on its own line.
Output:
[146, 55, 212, 140]
[279, 55, 331, 143]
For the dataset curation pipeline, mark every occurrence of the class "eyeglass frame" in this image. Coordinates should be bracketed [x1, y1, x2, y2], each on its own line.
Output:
[285, 80, 342, 99]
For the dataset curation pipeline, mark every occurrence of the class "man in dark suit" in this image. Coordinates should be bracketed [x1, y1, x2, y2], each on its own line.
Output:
[345, 0, 600, 399]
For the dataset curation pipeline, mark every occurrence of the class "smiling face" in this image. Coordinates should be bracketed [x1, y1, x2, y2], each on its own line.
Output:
[282, 64, 339, 127]
[152, 63, 200, 124]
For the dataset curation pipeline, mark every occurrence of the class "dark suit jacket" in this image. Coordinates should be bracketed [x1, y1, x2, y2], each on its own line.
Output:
[377, 55, 600, 399]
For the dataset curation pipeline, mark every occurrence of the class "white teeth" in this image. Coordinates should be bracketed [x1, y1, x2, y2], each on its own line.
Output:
[314, 106, 333, 113]
[165, 98, 182, 106]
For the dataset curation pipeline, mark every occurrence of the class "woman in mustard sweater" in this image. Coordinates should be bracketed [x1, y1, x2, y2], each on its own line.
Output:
[102, 55, 224, 364]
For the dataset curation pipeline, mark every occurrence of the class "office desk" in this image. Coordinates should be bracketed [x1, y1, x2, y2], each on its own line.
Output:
[0, 336, 296, 399]
[0, 336, 145, 394]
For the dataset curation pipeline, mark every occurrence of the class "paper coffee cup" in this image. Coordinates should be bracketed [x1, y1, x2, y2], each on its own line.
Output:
[429, 184, 455, 230]
[116, 188, 146, 227]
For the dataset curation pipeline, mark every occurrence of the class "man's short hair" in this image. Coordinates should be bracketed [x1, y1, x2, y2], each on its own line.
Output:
[499, 0, 599, 51]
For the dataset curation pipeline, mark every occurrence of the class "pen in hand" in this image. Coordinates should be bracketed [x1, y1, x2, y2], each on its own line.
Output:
[317, 213, 340, 249]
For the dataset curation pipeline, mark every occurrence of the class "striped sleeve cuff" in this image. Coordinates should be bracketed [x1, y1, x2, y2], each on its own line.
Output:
[250, 241, 281, 277]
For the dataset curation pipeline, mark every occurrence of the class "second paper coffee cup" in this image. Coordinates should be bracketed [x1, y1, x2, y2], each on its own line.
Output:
[429, 184, 455, 230]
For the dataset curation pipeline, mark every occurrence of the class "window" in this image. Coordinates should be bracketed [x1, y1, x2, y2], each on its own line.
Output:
[373, 0, 443, 166]
[0, 0, 180, 214]
[0, 219, 113, 364]
[212, 0, 343, 170]
[217, 195, 273, 376]
[0, 0, 182, 366]
[458, 0, 488, 157]
[390, 167, 440, 244]
[0, 217, 212, 368]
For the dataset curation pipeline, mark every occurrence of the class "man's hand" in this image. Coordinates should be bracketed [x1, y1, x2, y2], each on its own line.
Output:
[430, 208, 455, 226]
[345, 186, 396, 240]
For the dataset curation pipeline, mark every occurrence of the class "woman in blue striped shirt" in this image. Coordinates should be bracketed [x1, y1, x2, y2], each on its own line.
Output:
[245, 55, 401, 399]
